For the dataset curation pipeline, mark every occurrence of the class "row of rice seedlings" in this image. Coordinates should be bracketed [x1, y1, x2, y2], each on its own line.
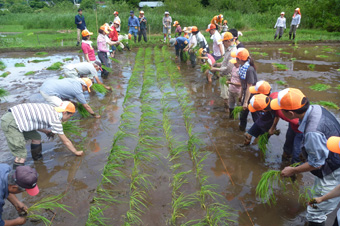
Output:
[0, 61, 6, 70]
[46, 62, 63, 70]
[28, 59, 50, 63]
[91, 83, 108, 95]
[24, 71, 36, 76]
[309, 83, 331, 91]
[161, 46, 236, 224]
[86, 49, 145, 225]
[1, 71, 10, 78]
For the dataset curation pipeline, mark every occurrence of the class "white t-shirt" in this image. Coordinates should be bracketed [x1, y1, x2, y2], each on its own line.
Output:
[212, 31, 224, 57]
[189, 35, 197, 49]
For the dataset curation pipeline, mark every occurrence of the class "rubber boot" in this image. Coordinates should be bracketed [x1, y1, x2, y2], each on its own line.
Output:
[278, 35, 282, 39]
[308, 222, 325, 226]
[293, 34, 296, 40]
[13, 162, 24, 170]
[31, 143, 42, 161]
[229, 108, 234, 119]
[274, 35, 277, 40]
[289, 34, 292, 40]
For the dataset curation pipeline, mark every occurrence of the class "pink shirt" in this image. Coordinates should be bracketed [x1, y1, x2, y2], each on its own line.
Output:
[97, 34, 108, 52]
[207, 53, 215, 66]
[81, 42, 96, 61]
[229, 66, 241, 94]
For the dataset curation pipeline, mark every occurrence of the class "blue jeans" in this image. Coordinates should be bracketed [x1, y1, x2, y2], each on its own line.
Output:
[283, 124, 303, 163]
[129, 27, 138, 37]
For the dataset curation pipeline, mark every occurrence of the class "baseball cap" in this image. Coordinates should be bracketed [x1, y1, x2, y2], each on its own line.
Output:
[173, 21, 178, 27]
[130, 10, 134, 14]
[191, 26, 198, 32]
[236, 48, 249, 61]
[81, 78, 92, 92]
[164, 11, 169, 15]
[81, 29, 93, 37]
[54, 101, 76, 113]
[248, 94, 271, 113]
[249, 80, 271, 95]
[113, 11, 118, 15]
[270, 88, 306, 110]
[100, 25, 109, 34]
[206, 24, 216, 32]
[114, 20, 120, 25]
[140, 10, 144, 14]
[14, 166, 39, 196]
[327, 136, 340, 154]
[169, 38, 176, 46]
[281, 12, 285, 15]
[183, 27, 191, 33]
[223, 20, 227, 24]
[222, 32, 233, 41]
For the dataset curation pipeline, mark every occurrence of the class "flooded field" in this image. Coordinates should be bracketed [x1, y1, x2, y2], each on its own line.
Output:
[0, 43, 339, 226]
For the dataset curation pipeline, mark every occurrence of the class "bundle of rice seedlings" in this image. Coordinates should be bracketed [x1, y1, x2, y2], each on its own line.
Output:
[0, 88, 9, 100]
[76, 103, 91, 118]
[0, 61, 6, 70]
[29, 59, 50, 63]
[182, 51, 189, 62]
[298, 187, 316, 207]
[272, 63, 288, 70]
[200, 63, 211, 72]
[219, 76, 227, 85]
[323, 47, 334, 52]
[290, 57, 297, 61]
[62, 120, 82, 136]
[47, 62, 63, 70]
[281, 51, 290, 55]
[258, 132, 269, 156]
[309, 83, 331, 91]
[58, 75, 64, 79]
[1, 71, 10, 78]
[35, 52, 48, 56]
[232, 106, 243, 119]
[312, 101, 339, 110]
[256, 170, 284, 205]
[308, 64, 315, 70]
[316, 55, 328, 58]
[62, 58, 73, 62]
[109, 57, 121, 64]
[276, 80, 287, 86]
[15, 63, 25, 67]
[25, 71, 36, 76]
[27, 194, 74, 226]
[101, 65, 112, 73]
[92, 83, 108, 94]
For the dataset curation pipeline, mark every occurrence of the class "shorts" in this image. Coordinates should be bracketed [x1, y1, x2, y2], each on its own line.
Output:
[129, 27, 138, 36]
[1, 112, 41, 159]
[163, 27, 171, 34]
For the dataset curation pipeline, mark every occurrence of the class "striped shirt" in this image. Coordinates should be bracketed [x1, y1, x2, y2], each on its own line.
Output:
[10, 103, 64, 134]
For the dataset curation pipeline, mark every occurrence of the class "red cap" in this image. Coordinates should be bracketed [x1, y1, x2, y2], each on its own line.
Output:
[14, 166, 39, 196]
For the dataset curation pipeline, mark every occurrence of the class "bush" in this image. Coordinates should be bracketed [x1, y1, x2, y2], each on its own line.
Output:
[9, 3, 33, 13]
[80, 0, 96, 9]
[29, 0, 47, 9]
[324, 18, 340, 32]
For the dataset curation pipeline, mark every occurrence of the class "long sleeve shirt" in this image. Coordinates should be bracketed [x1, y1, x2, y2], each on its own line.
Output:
[274, 17, 286, 29]
[75, 14, 86, 30]
[128, 16, 140, 28]
[175, 37, 189, 56]
[291, 14, 301, 26]
[97, 34, 108, 52]
[163, 16, 172, 28]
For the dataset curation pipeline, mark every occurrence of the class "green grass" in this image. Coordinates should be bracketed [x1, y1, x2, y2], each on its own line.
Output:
[272, 63, 288, 70]
[24, 71, 36, 75]
[0, 61, 5, 70]
[1, 71, 10, 77]
[276, 80, 287, 86]
[15, 63, 25, 67]
[35, 52, 48, 55]
[308, 64, 316, 70]
[311, 101, 339, 110]
[47, 62, 63, 70]
[309, 83, 331, 91]
[29, 59, 50, 63]
[316, 55, 329, 58]
[92, 83, 108, 95]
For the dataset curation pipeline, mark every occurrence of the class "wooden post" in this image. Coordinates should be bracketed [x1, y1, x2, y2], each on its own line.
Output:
[95, 8, 98, 34]
[149, 24, 150, 38]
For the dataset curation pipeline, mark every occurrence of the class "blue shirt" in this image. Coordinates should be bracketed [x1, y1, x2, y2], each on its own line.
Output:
[175, 37, 189, 51]
[298, 105, 329, 168]
[291, 14, 301, 26]
[75, 14, 86, 30]
[0, 164, 11, 226]
[128, 16, 140, 28]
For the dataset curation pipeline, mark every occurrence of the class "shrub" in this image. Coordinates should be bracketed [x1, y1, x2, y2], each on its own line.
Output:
[324, 17, 340, 32]
[9, 3, 33, 13]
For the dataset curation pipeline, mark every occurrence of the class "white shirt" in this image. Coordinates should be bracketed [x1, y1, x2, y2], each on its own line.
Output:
[274, 17, 286, 29]
[114, 16, 121, 32]
[212, 31, 224, 57]
[188, 35, 197, 49]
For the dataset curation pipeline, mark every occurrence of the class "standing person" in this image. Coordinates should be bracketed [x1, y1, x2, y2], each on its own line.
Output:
[229, 28, 245, 49]
[81, 30, 96, 63]
[0, 164, 39, 225]
[113, 11, 121, 33]
[237, 48, 258, 131]
[169, 37, 189, 61]
[108, 21, 121, 58]
[211, 14, 223, 31]
[274, 12, 286, 40]
[221, 20, 228, 33]
[206, 24, 224, 61]
[128, 10, 140, 43]
[1, 101, 83, 167]
[274, 88, 340, 226]
[173, 21, 182, 37]
[289, 8, 301, 40]
[40, 78, 101, 118]
[75, 8, 86, 46]
[97, 25, 114, 76]
[138, 11, 147, 43]
[162, 11, 172, 43]
[227, 57, 241, 118]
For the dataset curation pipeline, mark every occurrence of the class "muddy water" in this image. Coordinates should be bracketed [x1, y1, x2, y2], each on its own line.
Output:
[0, 43, 339, 226]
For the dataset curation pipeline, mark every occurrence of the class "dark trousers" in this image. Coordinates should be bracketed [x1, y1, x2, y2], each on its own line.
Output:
[98, 51, 109, 76]
[240, 109, 260, 130]
[138, 29, 147, 42]
[283, 124, 303, 163]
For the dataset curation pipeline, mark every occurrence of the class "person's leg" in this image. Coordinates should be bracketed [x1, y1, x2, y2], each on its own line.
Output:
[245, 123, 264, 145]
[134, 30, 137, 43]
[279, 27, 284, 39]
[23, 130, 42, 161]
[274, 27, 280, 39]
[289, 25, 293, 39]
[138, 29, 142, 42]
[229, 91, 237, 118]
[77, 28, 81, 46]
[292, 25, 297, 40]
[283, 124, 295, 159]
[143, 29, 147, 42]
[239, 109, 249, 131]
[40, 91, 63, 107]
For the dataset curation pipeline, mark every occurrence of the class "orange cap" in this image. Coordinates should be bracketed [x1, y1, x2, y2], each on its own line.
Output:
[206, 24, 216, 32]
[248, 94, 270, 113]
[327, 136, 340, 154]
[113, 11, 118, 15]
[54, 101, 76, 113]
[231, 51, 237, 58]
[270, 88, 306, 110]
[249, 81, 271, 95]
[236, 48, 249, 61]
[198, 48, 204, 56]
[100, 25, 109, 34]
[173, 21, 178, 27]
[223, 20, 227, 24]
[82, 30, 93, 37]
[222, 32, 233, 41]
[191, 26, 198, 32]
[81, 78, 92, 92]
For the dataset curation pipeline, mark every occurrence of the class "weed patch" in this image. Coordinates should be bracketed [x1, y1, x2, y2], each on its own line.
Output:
[309, 83, 331, 91]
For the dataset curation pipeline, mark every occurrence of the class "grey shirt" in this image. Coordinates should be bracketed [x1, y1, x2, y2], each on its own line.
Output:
[40, 78, 87, 104]
[64, 62, 97, 79]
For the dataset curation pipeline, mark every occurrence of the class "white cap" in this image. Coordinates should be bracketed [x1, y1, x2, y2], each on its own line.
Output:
[165, 11, 169, 14]
[281, 12, 285, 14]
[140, 10, 144, 14]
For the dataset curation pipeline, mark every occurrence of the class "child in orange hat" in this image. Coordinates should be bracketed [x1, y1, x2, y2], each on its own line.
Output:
[173, 21, 182, 37]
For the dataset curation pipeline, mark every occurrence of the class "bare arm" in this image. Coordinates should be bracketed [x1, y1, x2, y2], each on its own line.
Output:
[243, 83, 252, 109]
[5, 194, 27, 226]
[281, 162, 319, 177]
[57, 134, 83, 156]
[219, 43, 224, 56]
[268, 116, 280, 135]
[84, 53, 90, 62]
[4, 217, 26, 226]
[83, 103, 100, 118]
[315, 185, 340, 203]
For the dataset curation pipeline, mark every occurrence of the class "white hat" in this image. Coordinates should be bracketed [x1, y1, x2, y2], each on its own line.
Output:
[281, 12, 285, 14]
[165, 11, 169, 15]
[140, 10, 144, 14]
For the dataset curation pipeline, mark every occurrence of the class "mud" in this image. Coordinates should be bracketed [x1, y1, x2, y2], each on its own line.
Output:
[0, 44, 339, 225]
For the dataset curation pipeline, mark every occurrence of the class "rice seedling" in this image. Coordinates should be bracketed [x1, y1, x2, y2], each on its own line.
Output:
[0, 61, 5, 70]
[28, 59, 50, 63]
[308, 64, 316, 70]
[62, 120, 82, 136]
[312, 101, 339, 110]
[24, 71, 36, 75]
[272, 63, 288, 70]
[1, 71, 10, 77]
[0, 88, 9, 100]
[258, 132, 269, 156]
[26, 194, 74, 226]
[323, 47, 334, 52]
[200, 63, 211, 72]
[76, 103, 91, 118]
[86, 206, 108, 226]
[91, 83, 108, 94]
[290, 57, 297, 61]
[316, 55, 329, 58]
[35, 52, 48, 56]
[304, 50, 309, 54]
[281, 51, 290, 55]
[15, 63, 25, 67]
[109, 57, 121, 64]
[276, 80, 287, 86]
[47, 62, 63, 70]
[219, 76, 227, 85]
[232, 106, 243, 120]
[62, 58, 73, 62]
[256, 170, 283, 205]
[309, 83, 331, 91]
[170, 193, 196, 225]
[101, 65, 113, 73]
[58, 75, 64, 79]
[298, 187, 316, 207]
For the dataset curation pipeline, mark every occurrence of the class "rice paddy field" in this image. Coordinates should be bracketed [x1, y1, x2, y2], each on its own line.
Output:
[0, 42, 339, 225]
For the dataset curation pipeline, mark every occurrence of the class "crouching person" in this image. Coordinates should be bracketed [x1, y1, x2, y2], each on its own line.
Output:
[1, 101, 83, 169]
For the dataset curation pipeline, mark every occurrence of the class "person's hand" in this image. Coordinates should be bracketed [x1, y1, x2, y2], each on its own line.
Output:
[297, 25, 299, 28]
[15, 217, 26, 225]
[268, 127, 275, 136]
[94, 114, 101, 119]
[16, 201, 28, 214]
[104, 85, 112, 91]
[74, 151, 84, 156]
[242, 102, 247, 110]
[309, 197, 322, 206]
[79, 21, 82, 24]
[46, 131, 55, 139]
[281, 166, 296, 177]
[226, 81, 231, 84]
